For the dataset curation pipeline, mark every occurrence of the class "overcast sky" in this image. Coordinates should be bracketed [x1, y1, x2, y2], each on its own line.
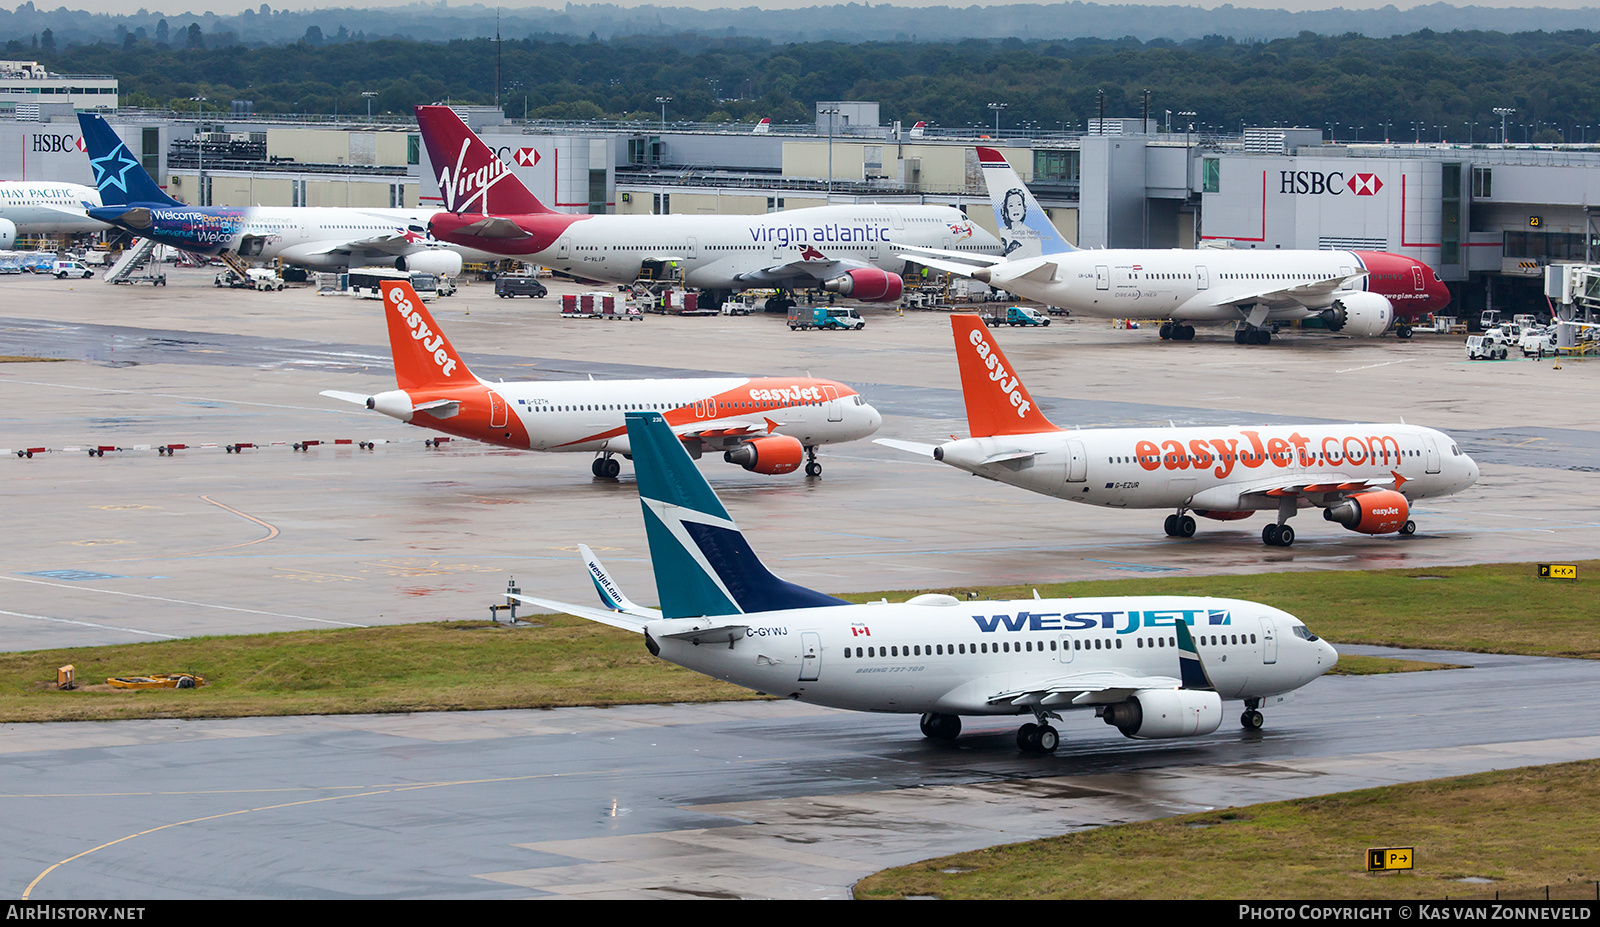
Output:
[44, 0, 1600, 20]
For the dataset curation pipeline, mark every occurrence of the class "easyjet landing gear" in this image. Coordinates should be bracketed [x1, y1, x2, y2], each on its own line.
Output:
[1164, 511, 1197, 538]
[920, 712, 962, 741]
[1017, 710, 1062, 754]
[1262, 522, 1296, 547]
[1159, 322, 1195, 341]
[803, 446, 822, 478]
[591, 454, 621, 479]
[1241, 698, 1265, 730]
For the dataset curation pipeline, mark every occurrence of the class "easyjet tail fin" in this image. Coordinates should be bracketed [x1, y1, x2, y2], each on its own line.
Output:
[950, 315, 1060, 438]
[380, 281, 476, 391]
[414, 105, 552, 216]
[625, 412, 848, 620]
[977, 146, 1074, 258]
[77, 113, 181, 208]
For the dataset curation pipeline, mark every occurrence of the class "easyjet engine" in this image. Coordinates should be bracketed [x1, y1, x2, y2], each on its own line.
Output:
[1101, 689, 1223, 739]
[1323, 489, 1410, 535]
[0, 218, 14, 250]
[1321, 292, 1394, 337]
[723, 435, 805, 474]
[821, 268, 904, 302]
[395, 250, 464, 276]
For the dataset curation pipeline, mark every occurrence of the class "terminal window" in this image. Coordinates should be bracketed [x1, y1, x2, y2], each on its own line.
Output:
[1472, 167, 1492, 198]
[1203, 158, 1221, 193]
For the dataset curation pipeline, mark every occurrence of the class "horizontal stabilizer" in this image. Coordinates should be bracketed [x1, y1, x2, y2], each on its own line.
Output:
[319, 389, 372, 407]
[510, 594, 650, 634]
[891, 241, 1008, 268]
[412, 399, 460, 419]
[873, 437, 939, 458]
[660, 624, 748, 645]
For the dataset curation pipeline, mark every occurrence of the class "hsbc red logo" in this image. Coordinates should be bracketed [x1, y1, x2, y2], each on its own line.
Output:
[1279, 170, 1385, 196]
[513, 147, 540, 167]
[1348, 172, 1383, 195]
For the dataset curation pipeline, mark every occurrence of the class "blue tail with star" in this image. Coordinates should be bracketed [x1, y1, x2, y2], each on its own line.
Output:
[625, 412, 848, 620]
[77, 113, 180, 207]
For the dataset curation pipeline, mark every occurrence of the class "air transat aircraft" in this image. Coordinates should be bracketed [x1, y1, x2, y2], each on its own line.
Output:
[516, 411, 1338, 752]
[413, 105, 1000, 311]
[321, 281, 881, 477]
[877, 316, 1478, 546]
[898, 147, 1452, 343]
[0, 181, 106, 244]
[75, 114, 468, 275]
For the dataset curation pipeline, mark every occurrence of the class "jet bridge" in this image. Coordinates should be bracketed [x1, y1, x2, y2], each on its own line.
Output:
[1543, 264, 1600, 351]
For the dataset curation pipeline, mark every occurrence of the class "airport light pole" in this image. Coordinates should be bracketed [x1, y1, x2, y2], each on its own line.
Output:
[1494, 107, 1515, 145]
[1178, 111, 1196, 146]
[656, 96, 672, 131]
[363, 91, 377, 121]
[988, 102, 1007, 137]
[820, 106, 839, 200]
[190, 95, 207, 207]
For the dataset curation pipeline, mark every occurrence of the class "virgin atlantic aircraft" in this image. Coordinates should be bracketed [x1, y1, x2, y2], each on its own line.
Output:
[414, 105, 1001, 313]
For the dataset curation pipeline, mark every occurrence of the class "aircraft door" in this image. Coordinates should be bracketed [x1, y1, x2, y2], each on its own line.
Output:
[1064, 439, 1088, 483]
[1423, 434, 1442, 474]
[1260, 615, 1278, 664]
[686, 236, 699, 260]
[488, 389, 508, 428]
[823, 385, 843, 422]
[1339, 265, 1357, 290]
[799, 632, 821, 681]
[1095, 265, 1110, 290]
[1195, 265, 1209, 290]
[1412, 266, 1425, 291]
[558, 240, 569, 261]
[1057, 634, 1075, 664]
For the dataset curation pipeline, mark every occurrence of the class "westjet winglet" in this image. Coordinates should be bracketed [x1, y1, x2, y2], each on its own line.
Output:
[897, 147, 1451, 343]
[876, 315, 1478, 547]
[516, 410, 1338, 752]
[322, 280, 880, 478]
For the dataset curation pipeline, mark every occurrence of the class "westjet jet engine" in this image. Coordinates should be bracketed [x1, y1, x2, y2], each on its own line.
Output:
[723, 435, 805, 474]
[1322, 489, 1409, 535]
[1321, 292, 1393, 336]
[821, 267, 903, 302]
[395, 250, 464, 276]
[1101, 688, 1223, 739]
[0, 218, 14, 250]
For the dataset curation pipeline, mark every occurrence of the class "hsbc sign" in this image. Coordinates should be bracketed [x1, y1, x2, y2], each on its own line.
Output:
[1279, 171, 1385, 196]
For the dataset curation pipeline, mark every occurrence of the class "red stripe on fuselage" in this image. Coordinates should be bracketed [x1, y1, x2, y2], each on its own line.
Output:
[552, 377, 857, 449]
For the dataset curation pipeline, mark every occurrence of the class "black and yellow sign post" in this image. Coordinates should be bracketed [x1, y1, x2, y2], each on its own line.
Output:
[1367, 847, 1414, 872]
[1539, 564, 1578, 580]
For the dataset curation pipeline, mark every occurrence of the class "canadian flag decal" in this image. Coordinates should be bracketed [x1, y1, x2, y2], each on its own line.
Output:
[1348, 173, 1383, 196]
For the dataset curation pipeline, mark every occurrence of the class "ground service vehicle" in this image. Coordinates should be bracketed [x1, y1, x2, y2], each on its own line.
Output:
[790, 306, 865, 330]
[53, 260, 93, 279]
[1466, 333, 1510, 360]
[1003, 306, 1050, 326]
[495, 276, 547, 298]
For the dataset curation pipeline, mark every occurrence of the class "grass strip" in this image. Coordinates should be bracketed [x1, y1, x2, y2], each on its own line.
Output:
[0, 560, 1586, 723]
[855, 759, 1600, 900]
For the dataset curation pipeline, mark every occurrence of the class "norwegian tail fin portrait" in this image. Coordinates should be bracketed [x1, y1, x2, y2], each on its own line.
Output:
[978, 146, 1074, 258]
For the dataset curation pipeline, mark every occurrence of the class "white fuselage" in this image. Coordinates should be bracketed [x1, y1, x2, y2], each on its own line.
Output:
[0, 182, 105, 234]
[646, 595, 1336, 716]
[987, 248, 1370, 322]
[935, 423, 1478, 513]
[373, 375, 882, 455]
[231, 207, 491, 268]
[541, 206, 999, 288]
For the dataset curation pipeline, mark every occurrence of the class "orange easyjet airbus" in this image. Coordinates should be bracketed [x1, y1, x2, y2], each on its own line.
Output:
[321, 281, 881, 477]
[877, 315, 1478, 546]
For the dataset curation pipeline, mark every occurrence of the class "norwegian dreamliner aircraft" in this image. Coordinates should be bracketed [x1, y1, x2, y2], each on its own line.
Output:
[75, 114, 468, 276]
[899, 147, 1453, 343]
[0, 181, 107, 244]
[321, 281, 881, 478]
[516, 410, 1338, 751]
[877, 316, 1478, 547]
[413, 105, 1001, 311]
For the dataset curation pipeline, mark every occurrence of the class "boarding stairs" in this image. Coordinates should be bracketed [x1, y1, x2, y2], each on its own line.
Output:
[104, 237, 166, 286]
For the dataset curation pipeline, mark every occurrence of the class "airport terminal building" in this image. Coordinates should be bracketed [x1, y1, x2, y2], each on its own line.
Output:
[3, 99, 1597, 317]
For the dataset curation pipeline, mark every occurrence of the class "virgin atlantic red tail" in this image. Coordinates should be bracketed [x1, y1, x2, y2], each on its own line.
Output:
[414, 105, 551, 216]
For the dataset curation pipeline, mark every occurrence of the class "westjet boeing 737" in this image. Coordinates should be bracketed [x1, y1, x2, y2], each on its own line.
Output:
[516, 411, 1338, 751]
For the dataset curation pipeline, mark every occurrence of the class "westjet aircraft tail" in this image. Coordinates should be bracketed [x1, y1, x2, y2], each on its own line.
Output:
[77, 113, 180, 207]
[977, 146, 1074, 258]
[625, 411, 848, 620]
[414, 105, 552, 216]
[951, 315, 1061, 438]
